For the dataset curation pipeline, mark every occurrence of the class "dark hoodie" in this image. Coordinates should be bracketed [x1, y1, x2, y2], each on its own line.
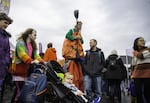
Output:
[104, 54, 127, 80]
[83, 48, 105, 76]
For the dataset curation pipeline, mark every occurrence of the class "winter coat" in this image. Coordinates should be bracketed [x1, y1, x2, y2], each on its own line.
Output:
[0, 28, 11, 88]
[0, 28, 10, 67]
[43, 48, 57, 62]
[103, 54, 127, 80]
[83, 48, 105, 76]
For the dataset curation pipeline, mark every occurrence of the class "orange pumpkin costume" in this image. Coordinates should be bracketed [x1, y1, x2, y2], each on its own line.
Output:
[62, 29, 84, 91]
[62, 30, 84, 60]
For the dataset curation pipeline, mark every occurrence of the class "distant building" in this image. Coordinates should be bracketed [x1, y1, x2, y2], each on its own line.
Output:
[120, 55, 133, 80]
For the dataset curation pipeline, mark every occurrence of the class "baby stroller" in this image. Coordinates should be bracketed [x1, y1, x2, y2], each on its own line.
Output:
[45, 60, 88, 103]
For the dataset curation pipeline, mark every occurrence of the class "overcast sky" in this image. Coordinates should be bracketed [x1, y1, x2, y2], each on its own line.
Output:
[7, 0, 150, 59]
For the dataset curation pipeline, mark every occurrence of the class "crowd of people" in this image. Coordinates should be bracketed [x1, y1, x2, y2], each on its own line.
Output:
[0, 12, 150, 103]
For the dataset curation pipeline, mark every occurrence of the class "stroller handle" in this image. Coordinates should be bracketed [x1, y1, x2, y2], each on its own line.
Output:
[31, 62, 48, 74]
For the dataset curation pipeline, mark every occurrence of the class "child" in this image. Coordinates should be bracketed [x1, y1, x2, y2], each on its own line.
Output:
[63, 72, 88, 102]
[64, 72, 102, 103]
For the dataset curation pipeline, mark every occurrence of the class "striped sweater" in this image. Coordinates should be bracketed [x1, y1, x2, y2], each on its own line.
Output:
[132, 48, 150, 78]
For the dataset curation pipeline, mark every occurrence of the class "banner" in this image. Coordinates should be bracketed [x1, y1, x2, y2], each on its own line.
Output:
[0, 0, 10, 15]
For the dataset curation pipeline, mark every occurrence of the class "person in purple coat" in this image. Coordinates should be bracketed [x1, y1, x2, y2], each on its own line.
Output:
[0, 12, 13, 102]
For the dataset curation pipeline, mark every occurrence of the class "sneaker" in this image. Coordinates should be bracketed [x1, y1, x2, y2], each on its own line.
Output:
[92, 97, 101, 103]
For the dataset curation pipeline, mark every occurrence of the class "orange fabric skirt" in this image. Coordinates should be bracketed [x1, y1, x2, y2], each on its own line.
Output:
[68, 60, 84, 92]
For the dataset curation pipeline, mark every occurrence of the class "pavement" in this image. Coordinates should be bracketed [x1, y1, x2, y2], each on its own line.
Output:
[3, 85, 13, 103]
[101, 93, 130, 103]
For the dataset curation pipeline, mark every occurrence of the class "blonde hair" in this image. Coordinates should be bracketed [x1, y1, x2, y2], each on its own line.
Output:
[64, 72, 74, 78]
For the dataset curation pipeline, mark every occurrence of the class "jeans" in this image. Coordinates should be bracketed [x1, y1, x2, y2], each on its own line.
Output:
[84, 75, 102, 100]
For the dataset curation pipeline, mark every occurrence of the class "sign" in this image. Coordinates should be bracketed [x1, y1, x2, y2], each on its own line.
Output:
[0, 0, 10, 15]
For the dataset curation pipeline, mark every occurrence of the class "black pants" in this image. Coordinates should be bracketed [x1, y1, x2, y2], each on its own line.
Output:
[134, 78, 150, 103]
[108, 79, 121, 103]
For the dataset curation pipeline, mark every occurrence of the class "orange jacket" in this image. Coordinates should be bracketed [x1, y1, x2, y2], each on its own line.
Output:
[43, 48, 57, 62]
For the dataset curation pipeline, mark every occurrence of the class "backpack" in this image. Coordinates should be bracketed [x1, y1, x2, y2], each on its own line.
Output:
[18, 64, 47, 103]
[108, 57, 119, 70]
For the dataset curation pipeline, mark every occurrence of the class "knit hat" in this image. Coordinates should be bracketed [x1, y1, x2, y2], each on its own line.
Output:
[0, 12, 13, 24]
[110, 49, 118, 55]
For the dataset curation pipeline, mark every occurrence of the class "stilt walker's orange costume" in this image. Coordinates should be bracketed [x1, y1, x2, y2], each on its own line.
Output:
[62, 21, 84, 91]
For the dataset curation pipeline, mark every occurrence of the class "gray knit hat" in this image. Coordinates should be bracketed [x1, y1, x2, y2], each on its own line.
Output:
[0, 12, 13, 24]
[110, 49, 118, 55]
